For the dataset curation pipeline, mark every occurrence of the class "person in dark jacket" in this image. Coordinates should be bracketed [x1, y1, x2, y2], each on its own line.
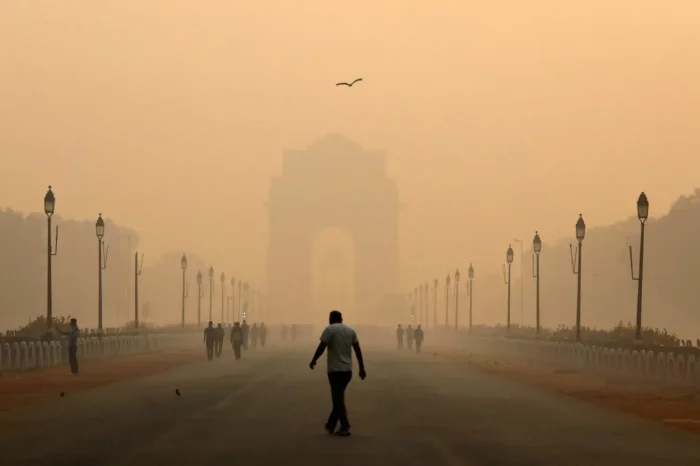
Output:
[396, 324, 404, 349]
[413, 325, 424, 353]
[259, 323, 268, 348]
[204, 321, 216, 361]
[251, 323, 259, 349]
[241, 321, 250, 350]
[406, 325, 414, 351]
[57, 318, 80, 374]
[230, 322, 243, 360]
[215, 323, 225, 357]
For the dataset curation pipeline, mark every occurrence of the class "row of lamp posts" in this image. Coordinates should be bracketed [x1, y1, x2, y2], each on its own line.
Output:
[500, 192, 649, 343]
[409, 264, 475, 331]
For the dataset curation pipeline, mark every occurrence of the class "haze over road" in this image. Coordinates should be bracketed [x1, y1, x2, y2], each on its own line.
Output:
[2, 346, 698, 466]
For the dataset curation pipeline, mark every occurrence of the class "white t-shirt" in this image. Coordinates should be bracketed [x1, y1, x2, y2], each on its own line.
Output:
[320, 323, 358, 373]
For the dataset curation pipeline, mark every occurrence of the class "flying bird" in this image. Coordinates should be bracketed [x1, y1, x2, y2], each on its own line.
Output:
[336, 78, 363, 87]
[175, 389, 181, 397]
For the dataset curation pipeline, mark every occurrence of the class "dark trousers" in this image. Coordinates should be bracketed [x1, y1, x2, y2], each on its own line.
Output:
[416, 341, 422, 353]
[260, 336, 266, 348]
[233, 341, 242, 360]
[407, 338, 413, 350]
[68, 346, 78, 374]
[326, 371, 352, 430]
[215, 341, 223, 357]
[397, 338, 403, 349]
[206, 344, 214, 360]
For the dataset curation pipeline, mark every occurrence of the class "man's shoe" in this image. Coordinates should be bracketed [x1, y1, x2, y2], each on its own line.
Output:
[337, 428, 351, 437]
[325, 425, 336, 435]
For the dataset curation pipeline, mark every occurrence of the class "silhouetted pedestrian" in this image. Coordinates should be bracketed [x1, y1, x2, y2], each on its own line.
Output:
[241, 320, 250, 350]
[309, 310, 366, 437]
[259, 322, 268, 348]
[57, 318, 80, 375]
[406, 325, 414, 351]
[414, 325, 424, 353]
[215, 323, 225, 357]
[204, 321, 216, 361]
[251, 323, 259, 349]
[396, 324, 404, 349]
[291, 324, 298, 341]
[230, 322, 243, 360]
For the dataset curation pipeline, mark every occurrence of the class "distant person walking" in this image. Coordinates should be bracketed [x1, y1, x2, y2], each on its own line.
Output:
[414, 324, 424, 353]
[230, 322, 243, 360]
[57, 318, 80, 375]
[259, 323, 268, 348]
[204, 321, 216, 361]
[241, 321, 250, 350]
[309, 310, 366, 437]
[251, 323, 259, 349]
[406, 325, 414, 351]
[215, 323, 225, 357]
[396, 324, 404, 349]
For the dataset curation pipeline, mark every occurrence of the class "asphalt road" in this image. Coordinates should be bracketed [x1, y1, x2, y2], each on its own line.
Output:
[1, 343, 699, 466]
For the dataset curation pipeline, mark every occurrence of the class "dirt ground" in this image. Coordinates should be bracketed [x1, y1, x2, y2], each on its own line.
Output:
[438, 348, 700, 436]
[0, 349, 202, 414]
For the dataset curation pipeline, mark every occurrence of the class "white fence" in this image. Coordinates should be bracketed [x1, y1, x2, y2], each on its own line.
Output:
[466, 337, 700, 386]
[0, 334, 170, 372]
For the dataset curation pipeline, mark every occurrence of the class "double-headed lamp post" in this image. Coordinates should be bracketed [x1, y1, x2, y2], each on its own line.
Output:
[180, 254, 188, 329]
[208, 266, 214, 322]
[629, 192, 649, 343]
[44, 186, 59, 330]
[454, 268, 461, 329]
[503, 245, 514, 331]
[533, 232, 542, 334]
[220, 272, 226, 323]
[467, 264, 474, 331]
[96, 214, 108, 333]
[444, 273, 451, 328]
[569, 215, 586, 342]
[196, 271, 203, 327]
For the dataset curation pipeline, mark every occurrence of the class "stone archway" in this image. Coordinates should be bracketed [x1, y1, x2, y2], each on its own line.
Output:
[266, 134, 399, 324]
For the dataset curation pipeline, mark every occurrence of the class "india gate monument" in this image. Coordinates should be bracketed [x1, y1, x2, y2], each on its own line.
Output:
[266, 134, 400, 325]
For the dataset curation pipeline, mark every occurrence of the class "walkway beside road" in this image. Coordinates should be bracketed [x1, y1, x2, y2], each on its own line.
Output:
[1, 346, 699, 465]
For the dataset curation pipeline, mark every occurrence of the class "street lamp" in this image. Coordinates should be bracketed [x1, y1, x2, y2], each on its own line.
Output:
[181, 254, 188, 329]
[96, 214, 108, 333]
[569, 215, 586, 342]
[230, 277, 236, 324]
[220, 272, 226, 323]
[238, 280, 243, 320]
[503, 245, 514, 331]
[243, 282, 249, 319]
[134, 252, 144, 329]
[196, 270, 203, 327]
[424, 281, 429, 328]
[628, 192, 649, 343]
[44, 186, 59, 330]
[532, 232, 542, 334]
[408, 291, 414, 321]
[444, 273, 451, 328]
[433, 278, 438, 328]
[454, 268, 461, 329]
[513, 238, 524, 326]
[208, 266, 214, 321]
[467, 264, 474, 331]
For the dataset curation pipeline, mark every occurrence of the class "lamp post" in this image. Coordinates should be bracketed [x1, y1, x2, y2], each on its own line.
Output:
[569, 215, 586, 342]
[220, 272, 226, 323]
[208, 266, 214, 322]
[417, 286, 422, 326]
[238, 281, 243, 321]
[44, 186, 59, 330]
[424, 282, 429, 328]
[629, 192, 649, 343]
[181, 254, 188, 329]
[502, 245, 514, 331]
[196, 271, 203, 327]
[532, 232, 542, 334]
[444, 273, 451, 328]
[433, 278, 438, 328]
[467, 264, 474, 331]
[134, 252, 143, 328]
[513, 238, 524, 326]
[230, 278, 236, 324]
[243, 282, 249, 320]
[454, 269, 461, 329]
[96, 214, 108, 333]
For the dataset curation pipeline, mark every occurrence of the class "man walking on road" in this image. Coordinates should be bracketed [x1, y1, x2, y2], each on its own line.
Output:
[230, 322, 243, 360]
[406, 324, 414, 351]
[57, 318, 80, 375]
[396, 324, 404, 349]
[414, 324, 424, 353]
[215, 323, 225, 357]
[204, 321, 216, 361]
[309, 310, 366, 437]
[259, 322, 268, 348]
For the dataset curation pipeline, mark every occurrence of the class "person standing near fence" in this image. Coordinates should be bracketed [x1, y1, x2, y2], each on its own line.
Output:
[57, 318, 80, 375]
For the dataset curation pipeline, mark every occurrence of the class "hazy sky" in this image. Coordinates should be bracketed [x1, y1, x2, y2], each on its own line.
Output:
[1, 1, 699, 291]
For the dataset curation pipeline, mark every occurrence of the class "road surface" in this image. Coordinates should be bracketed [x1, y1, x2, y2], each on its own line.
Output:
[1, 344, 699, 465]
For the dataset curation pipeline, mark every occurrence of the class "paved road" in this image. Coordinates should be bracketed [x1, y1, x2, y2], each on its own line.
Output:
[1, 344, 699, 466]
